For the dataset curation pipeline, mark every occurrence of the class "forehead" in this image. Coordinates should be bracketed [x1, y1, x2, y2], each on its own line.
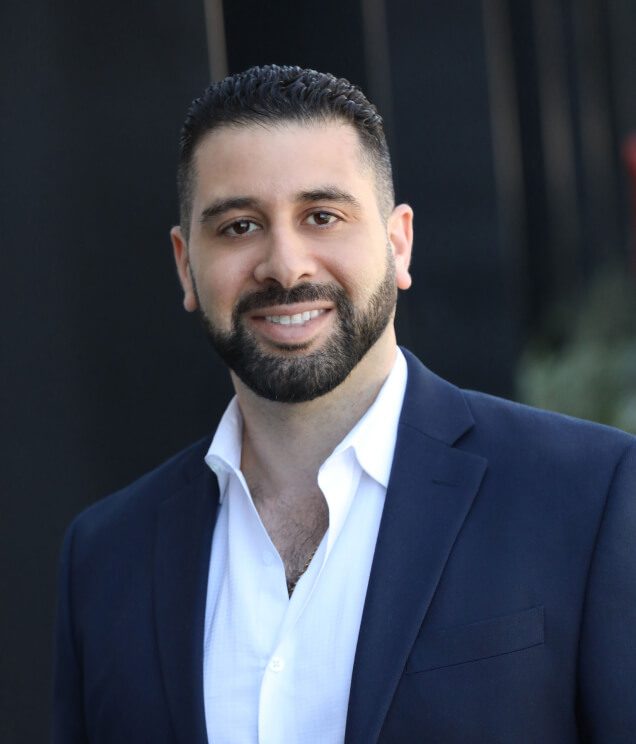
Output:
[190, 120, 375, 204]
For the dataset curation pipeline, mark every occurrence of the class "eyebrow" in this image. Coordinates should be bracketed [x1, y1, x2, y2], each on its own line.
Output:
[198, 186, 362, 224]
[296, 187, 362, 211]
[199, 197, 259, 224]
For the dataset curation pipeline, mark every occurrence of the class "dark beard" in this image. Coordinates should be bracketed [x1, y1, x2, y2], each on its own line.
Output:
[196, 257, 397, 403]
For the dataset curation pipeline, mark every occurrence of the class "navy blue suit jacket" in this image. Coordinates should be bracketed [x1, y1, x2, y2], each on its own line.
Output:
[53, 349, 636, 742]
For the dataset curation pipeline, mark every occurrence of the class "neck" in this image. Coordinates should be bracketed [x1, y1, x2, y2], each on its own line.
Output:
[233, 335, 398, 492]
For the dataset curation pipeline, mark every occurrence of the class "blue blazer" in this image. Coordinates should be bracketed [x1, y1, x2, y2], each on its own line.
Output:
[53, 349, 636, 742]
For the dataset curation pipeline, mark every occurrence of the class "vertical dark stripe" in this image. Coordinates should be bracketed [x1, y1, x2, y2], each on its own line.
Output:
[572, 0, 623, 265]
[203, 0, 228, 81]
[360, 0, 395, 145]
[482, 0, 529, 325]
[360, 0, 414, 350]
[532, 0, 582, 293]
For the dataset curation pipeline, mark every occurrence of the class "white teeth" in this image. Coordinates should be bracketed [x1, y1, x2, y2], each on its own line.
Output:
[265, 309, 324, 325]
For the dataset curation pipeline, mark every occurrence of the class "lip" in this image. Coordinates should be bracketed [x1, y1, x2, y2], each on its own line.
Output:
[246, 303, 334, 346]
[248, 302, 334, 318]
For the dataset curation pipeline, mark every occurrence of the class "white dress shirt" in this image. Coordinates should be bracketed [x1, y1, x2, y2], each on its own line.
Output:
[202, 349, 407, 744]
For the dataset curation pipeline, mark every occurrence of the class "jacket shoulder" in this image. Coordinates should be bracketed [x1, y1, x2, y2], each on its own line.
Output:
[463, 387, 634, 442]
[400, 346, 635, 461]
[461, 387, 636, 472]
[67, 436, 213, 542]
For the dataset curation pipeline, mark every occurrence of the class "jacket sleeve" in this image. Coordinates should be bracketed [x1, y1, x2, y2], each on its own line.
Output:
[51, 520, 89, 743]
[577, 441, 636, 741]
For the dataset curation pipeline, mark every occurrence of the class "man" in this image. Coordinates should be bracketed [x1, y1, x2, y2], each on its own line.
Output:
[53, 65, 636, 743]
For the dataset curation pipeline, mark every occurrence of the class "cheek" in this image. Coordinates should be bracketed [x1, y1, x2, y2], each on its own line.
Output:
[202, 250, 257, 291]
[328, 229, 387, 279]
[329, 254, 385, 301]
[194, 264, 242, 321]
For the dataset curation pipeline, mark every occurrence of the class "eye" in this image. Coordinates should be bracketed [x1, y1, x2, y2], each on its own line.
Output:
[306, 211, 339, 227]
[222, 219, 260, 237]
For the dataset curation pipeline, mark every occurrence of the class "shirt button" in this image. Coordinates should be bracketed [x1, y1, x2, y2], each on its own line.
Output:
[269, 656, 285, 672]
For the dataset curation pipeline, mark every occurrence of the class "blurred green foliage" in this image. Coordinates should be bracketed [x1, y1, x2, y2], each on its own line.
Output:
[517, 265, 636, 434]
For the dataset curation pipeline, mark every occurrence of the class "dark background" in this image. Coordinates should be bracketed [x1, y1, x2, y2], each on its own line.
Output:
[2, 0, 634, 740]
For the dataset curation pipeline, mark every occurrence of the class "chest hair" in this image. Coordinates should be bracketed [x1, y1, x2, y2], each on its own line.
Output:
[250, 484, 329, 594]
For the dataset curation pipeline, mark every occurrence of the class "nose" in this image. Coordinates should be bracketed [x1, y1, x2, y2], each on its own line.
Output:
[252, 226, 318, 288]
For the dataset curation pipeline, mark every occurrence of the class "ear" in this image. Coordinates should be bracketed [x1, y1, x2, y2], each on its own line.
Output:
[387, 203, 413, 290]
[170, 226, 198, 312]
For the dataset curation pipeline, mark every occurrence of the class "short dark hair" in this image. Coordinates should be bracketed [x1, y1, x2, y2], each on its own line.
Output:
[177, 64, 394, 237]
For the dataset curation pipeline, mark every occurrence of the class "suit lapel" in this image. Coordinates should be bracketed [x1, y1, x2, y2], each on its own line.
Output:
[154, 464, 219, 744]
[346, 351, 488, 743]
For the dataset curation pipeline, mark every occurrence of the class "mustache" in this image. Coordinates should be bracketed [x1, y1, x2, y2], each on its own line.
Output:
[235, 283, 346, 315]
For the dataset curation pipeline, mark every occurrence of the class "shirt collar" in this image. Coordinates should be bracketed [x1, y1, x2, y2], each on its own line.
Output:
[205, 348, 408, 497]
[327, 348, 407, 488]
[205, 397, 243, 500]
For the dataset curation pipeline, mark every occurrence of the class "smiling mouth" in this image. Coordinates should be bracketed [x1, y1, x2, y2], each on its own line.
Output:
[264, 309, 326, 326]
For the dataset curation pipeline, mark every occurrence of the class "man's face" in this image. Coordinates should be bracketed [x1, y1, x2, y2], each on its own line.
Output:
[172, 121, 412, 402]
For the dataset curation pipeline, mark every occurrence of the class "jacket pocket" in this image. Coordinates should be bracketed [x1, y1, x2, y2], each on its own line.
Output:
[405, 605, 544, 673]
